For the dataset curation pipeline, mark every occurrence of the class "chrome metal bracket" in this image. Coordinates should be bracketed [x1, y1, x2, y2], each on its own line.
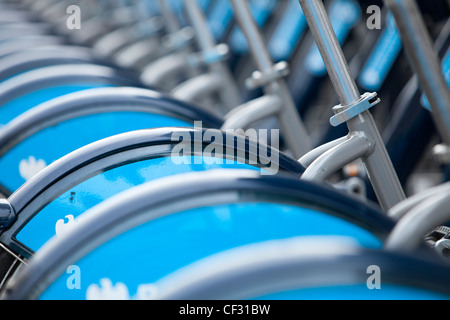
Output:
[245, 61, 290, 90]
[330, 92, 381, 127]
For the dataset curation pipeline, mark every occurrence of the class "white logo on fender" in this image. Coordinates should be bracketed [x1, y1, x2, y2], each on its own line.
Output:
[55, 215, 76, 238]
[19, 156, 47, 181]
[85, 279, 158, 300]
[86, 278, 130, 300]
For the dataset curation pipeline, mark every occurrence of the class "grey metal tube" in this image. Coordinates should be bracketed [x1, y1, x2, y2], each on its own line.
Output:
[347, 112, 405, 211]
[184, 0, 217, 52]
[385, 193, 450, 253]
[299, 136, 347, 168]
[384, 0, 450, 145]
[298, 0, 360, 105]
[229, 0, 273, 73]
[221, 95, 282, 131]
[302, 132, 373, 182]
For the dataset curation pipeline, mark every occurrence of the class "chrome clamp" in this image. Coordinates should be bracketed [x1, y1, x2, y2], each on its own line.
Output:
[330, 92, 381, 127]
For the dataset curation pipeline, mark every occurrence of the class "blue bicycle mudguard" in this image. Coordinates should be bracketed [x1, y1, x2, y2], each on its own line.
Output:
[0, 64, 142, 124]
[0, 84, 111, 125]
[229, 0, 279, 55]
[38, 203, 384, 300]
[268, 0, 308, 62]
[2, 170, 394, 300]
[15, 160, 262, 254]
[0, 130, 304, 272]
[145, 237, 450, 300]
[0, 113, 189, 192]
[0, 87, 224, 193]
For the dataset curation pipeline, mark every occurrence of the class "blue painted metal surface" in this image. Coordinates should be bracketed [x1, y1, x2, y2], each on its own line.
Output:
[38, 200, 382, 300]
[16, 156, 260, 252]
[0, 112, 191, 192]
[0, 84, 111, 125]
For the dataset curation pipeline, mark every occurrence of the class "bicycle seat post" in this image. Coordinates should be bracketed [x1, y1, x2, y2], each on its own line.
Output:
[298, 0, 405, 210]
[229, 0, 312, 159]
